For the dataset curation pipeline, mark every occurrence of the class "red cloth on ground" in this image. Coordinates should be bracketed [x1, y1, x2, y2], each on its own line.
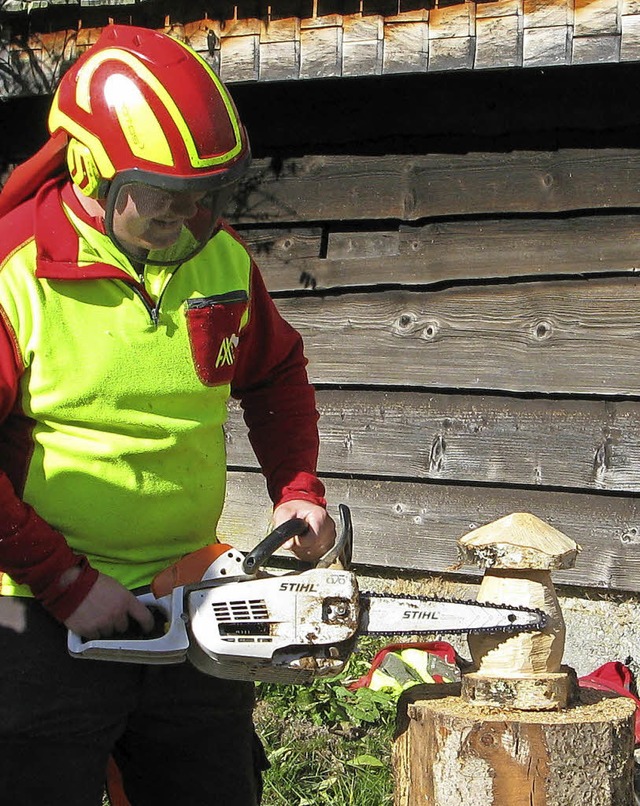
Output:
[579, 661, 640, 744]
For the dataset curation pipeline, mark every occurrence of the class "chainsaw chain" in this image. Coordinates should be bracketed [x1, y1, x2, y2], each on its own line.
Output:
[359, 591, 547, 636]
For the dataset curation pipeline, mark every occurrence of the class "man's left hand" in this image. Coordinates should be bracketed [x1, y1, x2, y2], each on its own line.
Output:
[271, 500, 336, 563]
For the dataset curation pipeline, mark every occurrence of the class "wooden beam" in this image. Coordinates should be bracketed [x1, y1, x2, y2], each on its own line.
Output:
[238, 214, 640, 293]
[225, 392, 640, 492]
[4, 3, 640, 99]
[219, 471, 640, 591]
[269, 277, 640, 394]
[231, 151, 640, 224]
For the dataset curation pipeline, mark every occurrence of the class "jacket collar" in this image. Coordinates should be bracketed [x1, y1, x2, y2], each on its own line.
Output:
[35, 179, 136, 282]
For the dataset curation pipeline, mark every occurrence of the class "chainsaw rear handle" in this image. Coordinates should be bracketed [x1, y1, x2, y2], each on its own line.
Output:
[67, 590, 190, 663]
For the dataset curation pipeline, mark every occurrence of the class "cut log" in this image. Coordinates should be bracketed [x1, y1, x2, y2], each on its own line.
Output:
[461, 666, 577, 711]
[393, 684, 636, 806]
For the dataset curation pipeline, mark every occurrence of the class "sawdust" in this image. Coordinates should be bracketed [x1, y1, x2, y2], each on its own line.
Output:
[409, 687, 636, 724]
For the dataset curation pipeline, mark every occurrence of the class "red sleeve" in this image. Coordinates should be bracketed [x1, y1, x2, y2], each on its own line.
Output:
[231, 264, 326, 509]
[0, 308, 98, 621]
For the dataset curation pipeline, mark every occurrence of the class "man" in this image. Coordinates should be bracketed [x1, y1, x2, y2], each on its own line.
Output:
[0, 24, 335, 806]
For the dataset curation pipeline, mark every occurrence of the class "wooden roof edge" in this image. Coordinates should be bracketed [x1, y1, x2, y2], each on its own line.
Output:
[2, 2, 640, 99]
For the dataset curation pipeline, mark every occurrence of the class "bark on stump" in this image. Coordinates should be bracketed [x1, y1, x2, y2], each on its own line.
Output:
[393, 683, 636, 806]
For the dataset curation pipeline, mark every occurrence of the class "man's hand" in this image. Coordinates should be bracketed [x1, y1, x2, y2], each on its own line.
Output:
[272, 500, 336, 563]
[62, 572, 155, 640]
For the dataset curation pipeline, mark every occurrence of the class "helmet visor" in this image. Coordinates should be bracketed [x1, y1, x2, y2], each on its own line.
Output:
[105, 181, 230, 266]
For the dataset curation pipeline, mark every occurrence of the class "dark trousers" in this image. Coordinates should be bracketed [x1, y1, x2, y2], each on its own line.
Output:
[0, 597, 267, 806]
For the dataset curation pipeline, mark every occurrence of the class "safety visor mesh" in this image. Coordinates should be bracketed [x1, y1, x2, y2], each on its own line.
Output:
[104, 178, 233, 266]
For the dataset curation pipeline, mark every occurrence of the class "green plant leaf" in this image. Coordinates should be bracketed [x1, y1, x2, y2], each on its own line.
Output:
[346, 754, 386, 768]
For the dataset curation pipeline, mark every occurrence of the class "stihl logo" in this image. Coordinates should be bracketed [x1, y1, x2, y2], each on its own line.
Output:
[279, 582, 317, 593]
[215, 334, 239, 368]
[403, 610, 439, 620]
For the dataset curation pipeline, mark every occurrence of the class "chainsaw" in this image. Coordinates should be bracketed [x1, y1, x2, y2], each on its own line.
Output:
[68, 505, 547, 683]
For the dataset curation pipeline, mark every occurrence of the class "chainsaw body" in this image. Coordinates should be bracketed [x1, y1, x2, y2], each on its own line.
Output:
[188, 568, 360, 682]
[68, 567, 362, 683]
[68, 512, 362, 682]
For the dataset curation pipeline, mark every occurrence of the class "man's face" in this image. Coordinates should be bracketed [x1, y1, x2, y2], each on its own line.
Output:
[111, 184, 207, 259]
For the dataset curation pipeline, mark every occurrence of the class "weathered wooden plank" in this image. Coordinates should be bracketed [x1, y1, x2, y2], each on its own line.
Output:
[476, 0, 521, 19]
[219, 29, 260, 83]
[342, 13, 384, 76]
[230, 151, 640, 224]
[299, 19, 342, 78]
[259, 17, 301, 81]
[225, 392, 640, 493]
[572, 34, 621, 64]
[523, 0, 571, 28]
[575, 0, 621, 37]
[428, 2, 474, 39]
[238, 226, 323, 267]
[219, 472, 640, 591]
[622, 13, 640, 59]
[239, 214, 640, 292]
[523, 25, 570, 67]
[271, 277, 640, 394]
[381, 19, 428, 74]
[474, 15, 521, 69]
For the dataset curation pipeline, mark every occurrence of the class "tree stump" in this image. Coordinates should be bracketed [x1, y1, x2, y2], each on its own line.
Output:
[393, 683, 636, 806]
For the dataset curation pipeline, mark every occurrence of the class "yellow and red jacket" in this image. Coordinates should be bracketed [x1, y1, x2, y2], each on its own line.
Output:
[0, 177, 325, 620]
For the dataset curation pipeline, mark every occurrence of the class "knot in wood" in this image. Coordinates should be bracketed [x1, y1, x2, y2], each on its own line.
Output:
[480, 731, 495, 747]
[429, 434, 446, 473]
[593, 439, 612, 482]
[421, 322, 439, 341]
[403, 190, 417, 219]
[620, 527, 640, 545]
[532, 320, 553, 341]
[394, 312, 418, 334]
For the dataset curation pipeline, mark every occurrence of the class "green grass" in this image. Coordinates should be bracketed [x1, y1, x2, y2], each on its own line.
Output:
[254, 638, 396, 806]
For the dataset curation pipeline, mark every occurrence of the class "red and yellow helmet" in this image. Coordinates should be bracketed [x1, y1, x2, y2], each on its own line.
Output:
[49, 24, 250, 199]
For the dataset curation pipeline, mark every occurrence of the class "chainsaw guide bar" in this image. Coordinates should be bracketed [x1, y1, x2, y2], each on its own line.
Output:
[359, 591, 548, 637]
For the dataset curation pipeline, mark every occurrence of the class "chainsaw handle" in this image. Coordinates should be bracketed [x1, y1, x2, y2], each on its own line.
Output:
[242, 518, 308, 574]
[67, 590, 189, 663]
[316, 504, 353, 570]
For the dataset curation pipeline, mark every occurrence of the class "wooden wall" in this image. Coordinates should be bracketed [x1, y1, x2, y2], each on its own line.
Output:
[216, 64, 640, 594]
[2, 55, 640, 594]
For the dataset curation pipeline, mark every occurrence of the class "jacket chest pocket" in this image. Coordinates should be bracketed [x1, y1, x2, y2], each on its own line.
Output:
[185, 291, 248, 386]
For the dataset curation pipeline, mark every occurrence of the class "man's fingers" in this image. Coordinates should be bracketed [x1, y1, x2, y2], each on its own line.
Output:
[129, 599, 156, 632]
[112, 611, 130, 634]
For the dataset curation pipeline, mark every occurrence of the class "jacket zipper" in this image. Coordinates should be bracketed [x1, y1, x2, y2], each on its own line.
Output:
[126, 263, 184, 328]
